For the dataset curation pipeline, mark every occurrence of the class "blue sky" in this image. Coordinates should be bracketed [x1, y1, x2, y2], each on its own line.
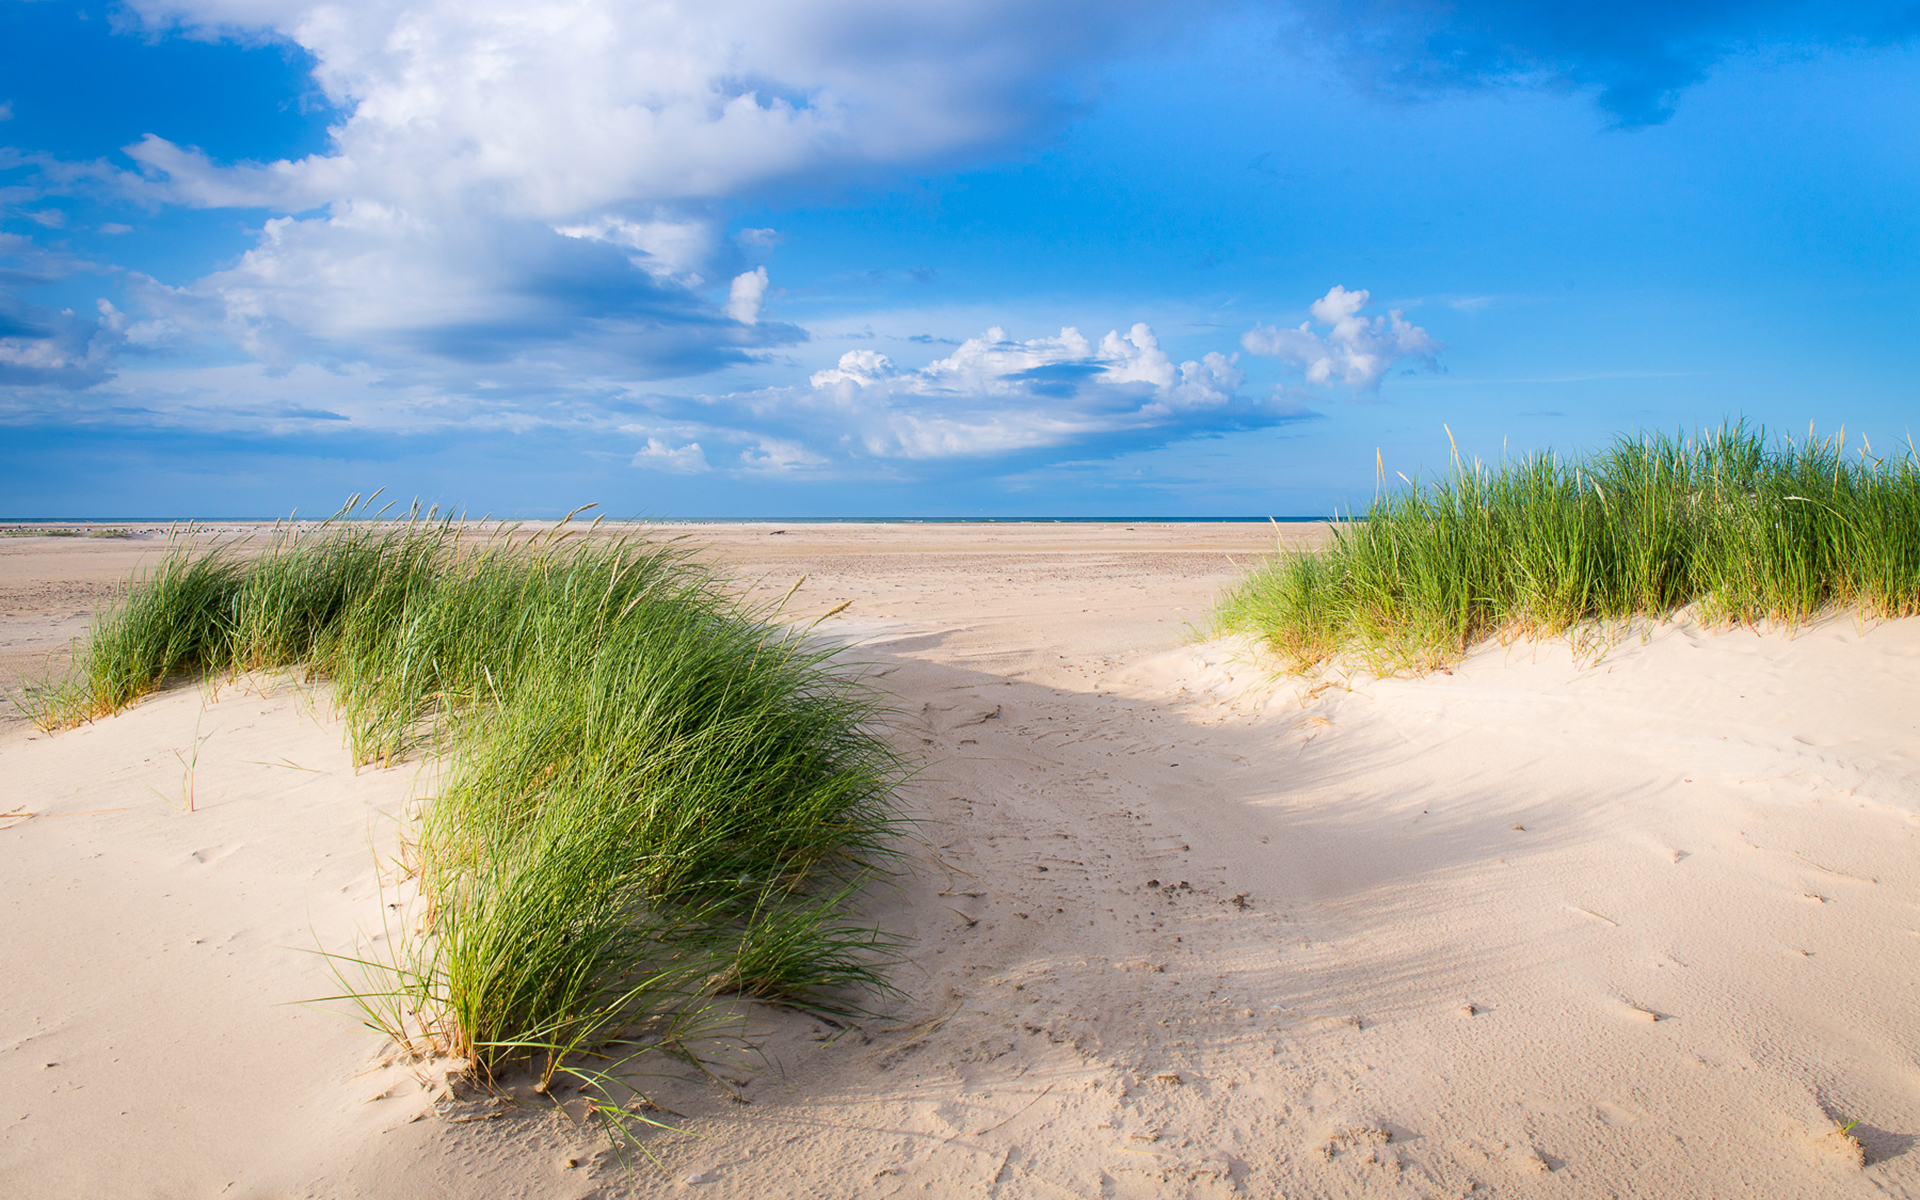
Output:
[1, 1, 1916, 518]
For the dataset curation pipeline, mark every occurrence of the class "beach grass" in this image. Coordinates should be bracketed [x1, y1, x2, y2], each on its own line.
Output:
[1216, 425, 1920, 674]
[29, 509, 904, 1097]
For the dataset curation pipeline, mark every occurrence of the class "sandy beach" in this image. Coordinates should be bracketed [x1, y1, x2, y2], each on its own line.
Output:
[3, 521, 1917, 1199]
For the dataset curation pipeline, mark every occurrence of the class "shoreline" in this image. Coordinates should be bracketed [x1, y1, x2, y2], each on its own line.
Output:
[1, 516, 1339, 527]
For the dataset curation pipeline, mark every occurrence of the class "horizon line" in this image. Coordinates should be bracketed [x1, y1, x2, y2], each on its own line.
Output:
[1, 514, 1341, 526]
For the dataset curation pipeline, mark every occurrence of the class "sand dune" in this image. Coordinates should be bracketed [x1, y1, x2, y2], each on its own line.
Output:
[2, 524, 1916, 1198]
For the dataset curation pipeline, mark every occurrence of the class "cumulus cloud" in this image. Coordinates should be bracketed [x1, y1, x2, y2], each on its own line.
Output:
[125, 0, 1184, 213]
[726, 267, 769, 325]
[737, 435, 830, 476]
[809, 347, 901, 388]
[138, 206, 807, 384]
[31, 0, 1200, 422]
[1241, 285, 1438, 394]
[553, 215, 715, 284]
[813, 322, 1250, 458]
[643, 321, 1273, 473]
[631, 437, 711, 473]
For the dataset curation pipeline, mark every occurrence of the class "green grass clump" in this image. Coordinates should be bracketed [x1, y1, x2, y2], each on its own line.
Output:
[31, 510, 904, 1099]
[1216, 425, 1920, 674]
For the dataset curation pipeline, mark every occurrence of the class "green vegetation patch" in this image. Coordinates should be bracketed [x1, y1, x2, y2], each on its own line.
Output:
[29, 512, 905, 1114]
[1216, 426, 1920, 674]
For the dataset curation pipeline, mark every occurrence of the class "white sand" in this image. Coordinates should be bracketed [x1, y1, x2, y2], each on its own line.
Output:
[2, 524, 1916, 1198]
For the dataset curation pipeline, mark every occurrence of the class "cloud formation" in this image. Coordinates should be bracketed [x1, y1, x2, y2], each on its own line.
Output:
[726, 268, 770, 325]
[0, 0, 1200, 427]
[616, 321, 1288, 477]
[0, 297, 123, 389]
[807, 323, 1251, 458]
[1241, 285, 1438, 394]
[14, 0, 1877, 494]
[0, 236, 126, 392]
[631, 437, 711, 474]
[127, 0, 1179, 215]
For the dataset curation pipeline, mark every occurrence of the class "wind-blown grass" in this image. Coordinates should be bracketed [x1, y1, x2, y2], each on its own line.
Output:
[30, 510, 905, 1107]
[1216, 426, 1920, 674]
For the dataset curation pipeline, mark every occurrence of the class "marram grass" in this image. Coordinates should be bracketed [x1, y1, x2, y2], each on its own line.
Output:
[29, 511, 904, 1112]
[1216, 426, 1920, 674]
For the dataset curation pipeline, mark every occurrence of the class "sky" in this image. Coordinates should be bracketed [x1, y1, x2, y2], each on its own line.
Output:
[1, 0, 1916, 518]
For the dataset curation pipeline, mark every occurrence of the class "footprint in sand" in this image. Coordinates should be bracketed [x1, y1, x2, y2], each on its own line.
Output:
[1594, 1101, 1642, 1127]
[1512, 1147, 1553, 1174]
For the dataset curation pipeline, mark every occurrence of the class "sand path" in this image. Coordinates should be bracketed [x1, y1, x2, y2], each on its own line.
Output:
[2, 524, 1916, 1198]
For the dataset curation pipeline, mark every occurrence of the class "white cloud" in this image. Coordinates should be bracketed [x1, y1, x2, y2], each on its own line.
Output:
[125, 0, 1183, 216]
[71, 0, 1201, 408]
[809, 347, 899, 387]
[0, 297, 125, 390]
[737, 435, 829, 475]
[554, 215, 714, 284]
[630, 437, 711, 473]
[1241, 285, 1439, 393]
[122, 203, 786, 381]
[124, 134, 341, 211]
[735, 321, 1259, 463]
[523, 318, 1283, 479]
[5, 0, 1342, 487]
[726, 266, 769, 325]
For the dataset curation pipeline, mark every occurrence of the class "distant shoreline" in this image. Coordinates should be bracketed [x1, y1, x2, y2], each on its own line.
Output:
[1, 514, 1336, 527]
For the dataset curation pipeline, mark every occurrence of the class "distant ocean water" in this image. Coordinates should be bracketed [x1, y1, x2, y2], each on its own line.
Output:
[4, 515, 1334, 525]
[654, 516, 1328, 524]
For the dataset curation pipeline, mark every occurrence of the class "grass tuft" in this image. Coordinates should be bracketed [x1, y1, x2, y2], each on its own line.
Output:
[1216, 424, 1920, 674]
[31, 510, 906, 1129]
